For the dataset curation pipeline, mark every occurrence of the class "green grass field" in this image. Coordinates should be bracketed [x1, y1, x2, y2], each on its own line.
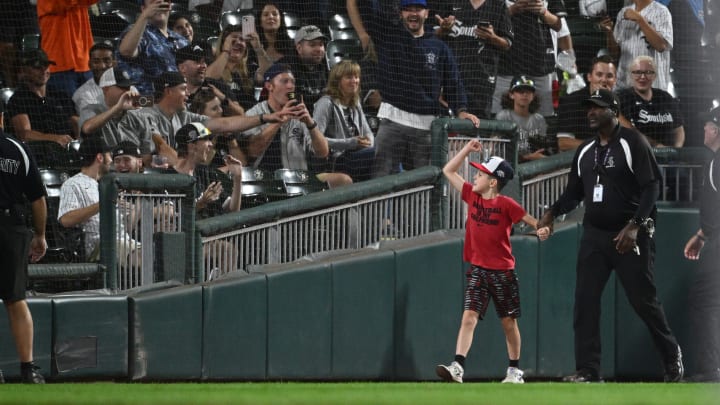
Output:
[1, 382, 718, 405]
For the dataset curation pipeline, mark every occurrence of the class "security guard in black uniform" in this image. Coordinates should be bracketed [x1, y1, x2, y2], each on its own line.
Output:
[538, 89, 684, 383]
[683, 108, 720, 381]
[0, 129, 47, 383]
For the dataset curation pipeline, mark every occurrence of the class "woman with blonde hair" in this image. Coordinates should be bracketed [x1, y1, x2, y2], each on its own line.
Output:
[205, 24, 258, 111]
[312, 60, 375, 182]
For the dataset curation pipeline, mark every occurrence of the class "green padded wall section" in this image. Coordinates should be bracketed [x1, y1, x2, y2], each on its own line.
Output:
[330, 250, 396, 379]
[0, 298, 52, 380]
[128, 285, 203, 380]
[614, 209, 698, 379]
[387, 232, 465, 380]
[260, 262, 332, 379]
[52, 296, 128, 378]
[536, 222, 616, 378]
[202, 272, 268, 380]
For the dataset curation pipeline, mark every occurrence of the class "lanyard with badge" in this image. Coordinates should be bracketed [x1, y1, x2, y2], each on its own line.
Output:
[593, 144, 612, 202]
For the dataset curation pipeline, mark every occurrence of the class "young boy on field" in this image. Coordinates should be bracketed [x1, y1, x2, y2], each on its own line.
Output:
[437, 139, 549, 384]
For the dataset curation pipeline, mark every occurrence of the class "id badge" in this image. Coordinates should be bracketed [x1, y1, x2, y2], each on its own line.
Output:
[593, 184, 604, 202]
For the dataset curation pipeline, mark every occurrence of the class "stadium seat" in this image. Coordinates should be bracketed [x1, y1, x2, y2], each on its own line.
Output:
[219, 9, 253, 31]
[96, 0, 140, 16]
[240, 166, 270, 208]
[274, 169, 328, 197]
[328, 14, 358, 41]
[90, 11, 135, 40]
[325, 39, 363, 69]
[283, 11, 301, 40]
[188, 12, 220, 43]
[20, 34, 40, 51]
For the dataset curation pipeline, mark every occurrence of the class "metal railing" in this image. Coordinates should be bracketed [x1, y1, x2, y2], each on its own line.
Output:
[195, 166, 441, 281]
[199, 185, 433, 280]
[99, 173, 197, 290]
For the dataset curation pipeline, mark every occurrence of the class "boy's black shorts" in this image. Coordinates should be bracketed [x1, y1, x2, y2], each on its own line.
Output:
[464, 265, 521, 320]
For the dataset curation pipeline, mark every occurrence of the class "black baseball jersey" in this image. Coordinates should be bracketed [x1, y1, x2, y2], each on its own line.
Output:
[551, 125, 662, 231]
[0, 131, 46, 207]
[438, 0, 513, 116]
[700, 148, 720, 239]
[499, 0, 565, 76]
[616, 87, 684, 146]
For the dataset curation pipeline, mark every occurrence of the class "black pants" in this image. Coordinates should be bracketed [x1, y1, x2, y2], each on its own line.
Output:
[0, 212, 31, 301]
[574, 225, 679, 375]
[687, 235, 720, 377]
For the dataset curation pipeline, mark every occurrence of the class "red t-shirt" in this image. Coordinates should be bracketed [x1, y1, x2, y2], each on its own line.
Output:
[461, 182, 527, 270]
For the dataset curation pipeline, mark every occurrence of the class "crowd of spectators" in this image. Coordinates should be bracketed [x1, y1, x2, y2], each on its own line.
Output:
[0, 0, 717, 270]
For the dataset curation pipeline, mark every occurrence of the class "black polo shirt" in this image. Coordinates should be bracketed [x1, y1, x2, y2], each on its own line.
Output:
[700, 148, 720, 239]
[0, 131, 45, 209]
[552, 125, 662, 231]
[6, 84, 76, 136]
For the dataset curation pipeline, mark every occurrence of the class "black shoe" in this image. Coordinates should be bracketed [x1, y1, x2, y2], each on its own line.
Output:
[664, 347, 684, 383]
[562, 370, 603, 383]
[20, 363, 45, 384]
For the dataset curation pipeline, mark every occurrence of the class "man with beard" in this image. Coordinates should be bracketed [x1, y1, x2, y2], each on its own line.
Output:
[57, 137, 112, 260]
[537, 89, 684, 383]
[277, 25, 329, 115]
[73, 41, 116, 130]
[175, 43, 245, 116]
[351, 0, 479, 178]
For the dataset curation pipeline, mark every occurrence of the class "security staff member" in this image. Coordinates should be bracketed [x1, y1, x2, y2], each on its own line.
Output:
[683, 108, 720, 382]
[537, 89, 683, 383]
[0, 130, 47, 384]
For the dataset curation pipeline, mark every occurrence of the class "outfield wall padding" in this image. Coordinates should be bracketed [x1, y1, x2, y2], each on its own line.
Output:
[386, 233, 465, 380]
[128, 285, 203, 380]
[201, 272, 268, 380]
[330, 250, 397, 379]
[259, 262, 333, 380]
[52, 295, 128, 379]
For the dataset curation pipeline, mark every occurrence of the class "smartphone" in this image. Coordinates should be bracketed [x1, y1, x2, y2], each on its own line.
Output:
[242, 15, 256, 38]
[477, 20, 491, 28]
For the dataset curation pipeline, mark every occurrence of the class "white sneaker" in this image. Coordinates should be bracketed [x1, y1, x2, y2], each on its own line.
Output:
[501, 367, 525, 384]
[436, 361, 464, 383]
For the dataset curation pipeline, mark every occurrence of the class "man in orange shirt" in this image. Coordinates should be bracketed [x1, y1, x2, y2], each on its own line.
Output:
[37, 0, 98, 98]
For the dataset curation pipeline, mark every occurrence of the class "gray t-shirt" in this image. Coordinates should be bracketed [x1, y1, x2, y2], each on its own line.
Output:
[116, 105, 210, 154]
[495, 109, 548, 158]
